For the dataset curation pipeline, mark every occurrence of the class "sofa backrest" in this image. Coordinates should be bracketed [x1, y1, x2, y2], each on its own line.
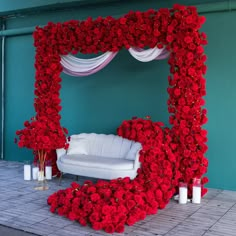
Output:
[66, 133, 141, 159]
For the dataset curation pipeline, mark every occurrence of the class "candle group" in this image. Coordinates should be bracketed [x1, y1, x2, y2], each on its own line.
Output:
[23, 162, 52, 181]
[178, 179, 202, 204]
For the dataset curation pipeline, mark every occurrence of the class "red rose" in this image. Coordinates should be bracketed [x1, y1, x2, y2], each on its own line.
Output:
[90, 193, 100, 202]
[127, 215, 137, 226]
[201, 176, 209, 184]
[155, 189, 163, 200]
[136, 123, 143, 130]
[115, 224, 125, 233]
[174, 88, 181, 96]
[186, 136, 194, 144]
[199, 16, 206, 24]
[202, 158, 208, 167]
[167, 35, 174, 43]
[89, 212, 100, 223]
[71, 182, 80, 189]
[182, 106, 190, 113]
[134, 194, 144, 205]
[188, 67, 196, 76]
[102, 205, 111, 215]
[87, 186, 96, 193]
[92, 222, 103, 231]
[178, 98, 186, 106]
[126, 200, 136, 210]
[196, 46, 204, 54]
[78, 218, 87, 226]
[183, 149, 191, 157]
[182, 128, 189, 135]
[57, 207, 65, 216]
[120, 17, 127, 25]
[164, 168, 172, 177]
[184, 36, 193, 44]
[167, 25, 174, 33]
[186, 15, 193, 24]
[160, 184, 169, 192]
[201, 188, 208, 197]
[104, 224, 115, 233]
[114, 190, 125, 199]
[150, 163, 158, 172]
[68, 211, 77, 221]
[153, 29, 160, 37]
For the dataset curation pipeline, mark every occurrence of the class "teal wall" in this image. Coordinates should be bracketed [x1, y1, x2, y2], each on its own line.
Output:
[202, 11, 236, 191]
[1, 0, 236, 190]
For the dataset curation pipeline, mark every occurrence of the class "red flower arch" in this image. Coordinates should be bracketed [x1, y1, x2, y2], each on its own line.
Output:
[16, 4, 208, 233]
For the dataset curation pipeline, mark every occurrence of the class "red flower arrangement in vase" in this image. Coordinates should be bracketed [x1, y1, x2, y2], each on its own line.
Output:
[16, 116, 68, 176]
[16, 4, 208, 233]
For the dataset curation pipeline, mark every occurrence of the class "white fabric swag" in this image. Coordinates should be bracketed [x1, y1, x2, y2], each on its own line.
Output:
[61, 46, 169, 77]
[128, 47, 169, 62]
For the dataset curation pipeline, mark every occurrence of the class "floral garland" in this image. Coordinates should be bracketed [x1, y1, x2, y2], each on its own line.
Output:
[16, 4, 208, 233]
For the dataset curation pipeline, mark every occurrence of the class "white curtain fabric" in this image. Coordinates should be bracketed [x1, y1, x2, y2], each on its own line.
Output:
[61, 52, 114, 72]
[61, 47, 169, 77]
[128, 47, 168, 62]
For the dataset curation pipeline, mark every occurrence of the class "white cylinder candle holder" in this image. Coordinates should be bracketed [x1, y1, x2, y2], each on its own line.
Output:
[45, 165, 52, 180]
[32, 163, 39, 180]
[192, 178, 201, 204]
[24, 161, 31, 181]
[179, 182, 188, 204]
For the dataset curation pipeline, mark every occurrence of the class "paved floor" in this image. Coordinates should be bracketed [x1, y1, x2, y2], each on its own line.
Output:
[0, 225, 37, 236]
[0, 160, 236, 236]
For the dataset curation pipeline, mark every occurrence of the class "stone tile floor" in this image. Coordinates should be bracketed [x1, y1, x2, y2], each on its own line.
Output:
[0, 160, 236, 236]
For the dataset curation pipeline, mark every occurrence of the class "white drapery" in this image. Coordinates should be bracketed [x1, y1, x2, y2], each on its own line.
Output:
[61, 47, 169, 77]
[128, 47, 169, 62]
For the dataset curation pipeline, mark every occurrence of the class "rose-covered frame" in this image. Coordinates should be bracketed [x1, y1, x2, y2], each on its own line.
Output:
[16, 4, 208, 233]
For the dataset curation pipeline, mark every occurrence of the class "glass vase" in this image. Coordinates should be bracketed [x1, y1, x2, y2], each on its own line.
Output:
[34, 161, 49, 191]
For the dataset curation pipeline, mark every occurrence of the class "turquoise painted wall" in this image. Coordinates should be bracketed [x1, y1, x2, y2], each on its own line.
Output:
[1, 0, 236, 190]
[202, 11, 236, 191]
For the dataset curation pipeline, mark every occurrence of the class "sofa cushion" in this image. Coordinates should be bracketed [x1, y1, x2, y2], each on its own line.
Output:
[60, 154, 134, 170]
[67, 138, 89, 155]
[69, 133, 134, 158]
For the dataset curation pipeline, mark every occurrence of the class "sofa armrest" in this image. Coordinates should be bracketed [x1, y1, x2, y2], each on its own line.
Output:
[56, 148, 67, 159]
[134, 150, 141, 170]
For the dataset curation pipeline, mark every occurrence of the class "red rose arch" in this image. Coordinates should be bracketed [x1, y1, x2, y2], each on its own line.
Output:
[16, 4, 208, 234]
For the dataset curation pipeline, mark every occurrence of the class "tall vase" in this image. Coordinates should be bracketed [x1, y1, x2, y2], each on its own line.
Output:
[34, 153, 49, 191]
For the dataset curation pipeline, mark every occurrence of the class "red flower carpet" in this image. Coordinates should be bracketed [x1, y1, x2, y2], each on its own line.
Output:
[16, 4, 208, 233]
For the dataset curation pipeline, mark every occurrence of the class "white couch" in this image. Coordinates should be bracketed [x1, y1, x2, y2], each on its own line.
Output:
[56, 133, 142, 180]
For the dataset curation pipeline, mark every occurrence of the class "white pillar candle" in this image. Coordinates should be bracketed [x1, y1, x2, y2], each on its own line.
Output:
[32, 167, 39, 180]
[38, 170, 44, 181]
[192, 186, 201, 204]
[179, 183, 188, 204]
[24, 164, 31, 180]
[45, 166, 52, 180]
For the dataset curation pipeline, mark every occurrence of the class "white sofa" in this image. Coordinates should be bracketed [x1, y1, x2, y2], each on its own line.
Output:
[56, 133, 142, 180]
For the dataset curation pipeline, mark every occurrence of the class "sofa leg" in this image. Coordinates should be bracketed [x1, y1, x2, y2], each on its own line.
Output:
[75, 175, 79, 181]
[58, 172, 63, 186]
